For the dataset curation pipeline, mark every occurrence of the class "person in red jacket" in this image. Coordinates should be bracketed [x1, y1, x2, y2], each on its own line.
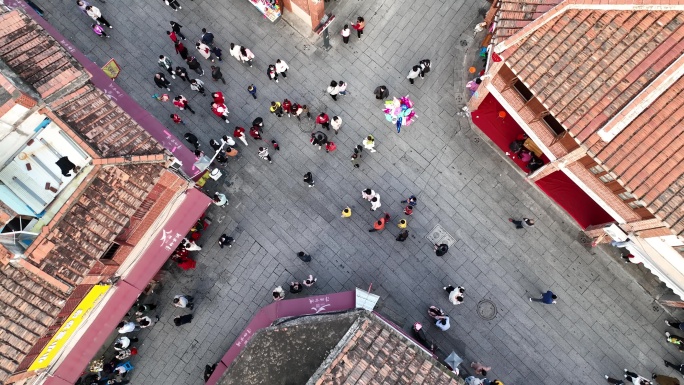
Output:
[249, 126, 262, 140]
[351, 16, 365, 39]
[282, 99, 292, 117]
[170, 114, 185, 125]
[212, 91, 225, 105]
[211, 103, 230, 123]
[173, 95, 195, 114]
[316, 112, 330, 130]
[368, 213, 390, 232]
[234, 126, 248, 146]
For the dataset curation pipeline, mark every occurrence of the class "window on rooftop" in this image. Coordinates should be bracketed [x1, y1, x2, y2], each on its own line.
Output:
[101, 242, 121, 260]
[542, 114, 566, 135]
[618, 191, 635, 201]
[598, 173, 615, 183]
[588, 165, 605, 175]
[513, 80, 534, 101]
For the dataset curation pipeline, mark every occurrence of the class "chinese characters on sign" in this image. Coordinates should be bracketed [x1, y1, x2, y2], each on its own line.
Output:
[309, 296, 332, 313]
[235, 328, 253, 347]
[102, 59, 121, 80]
[160, 229, 183, 251]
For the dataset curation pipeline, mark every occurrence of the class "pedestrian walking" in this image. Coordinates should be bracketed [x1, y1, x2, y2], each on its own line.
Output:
[200, 28, 214, 46]
[252, 117, 264, 128]
[225, 146, 238, 157]
[374, 85, 389, 99]
[169, 21, 186, 40]
[175, 42, 189, 60]
[297, 251, 311, 262]
[664, 360, 684, 375]
[196, 42, 214, 62]
[258, 147, 272, 163]
[362, 188, 376, 201]
[158, 55, 175, 78]
[396, 230, 409, 242]
[370, 196, 381, 211]
[174, 314, 193, 326]
[325, 141, 336, 153]
[212, 91, 225, 105]
[275, 59, 289, 78]
[407, 65, 421, 84]
[171, 114, 185, 125]
[652, 374, 679, 385]
[444, 285, 465, 305]
[419, 59, 431, 78]
[153, 73, 171, 91]
[267, 64, 278, 83]
[272, 286, 285, 301]
[249, 126, 262, 140]
[282, 99, 292, 117]
[239, 46, 255, 66]
[404, 206, 414, 216]
[189, 78, 206, 95]
[114, 336, 138, 350]
[167, 29, 179, 43]
[327, 81, 339, 101]
[77, 0, 90, 15]
[362, 135, 376, 152]
[184, 132, 200, 149]
[218, 234, 235, 248]
[211, 103, 230, 123]
[296, 104, 311, 120]
[331, 116, 342, 134]
[303, 275, 317, 287]
[311, 131, 328, 150]
[401, 195, 418, 207]
[290, 281, 303, 294]
[173, 294, 194, 309]
[162, 0, 182, 11]
[248, 84, 257, 99]
[351, 152, 361, 168]
[173, 95, 195, 113]
[341, 207, 352, 218]
[621, 371, 653, 385]
[137, 315, 159, 329]
[604, 376, 625, 385]
[341, 24, 350, 44]
[316, 112, 330, 130]
[222, 135, 236, 147]
[509, 217, 535, 229]
[234, 126, 248, 146]
[368, 213, 390, 232]
[351, 16, 365, 39]
[229, 43, 241, 61]
[135, 304, 158, 316]
[435, 316, 450, 331]
[667, 332, 684, 351]
[270, 101, 283, 117]
[530, 290, 557, 304]
[175, 66, 189, 82]
[210, 66, 226, 84]
[434, 243, 448, 256]
[470, 362, 491, 376]
[86, 5, 112, 28]
[303, 172, 314, 187]
[117, 321, 140, 334]
[212, 46, 223, 62]
[338, 81, 348, 95]
[398, 219, 407, 229]
[213, 192, 228, 206]
[91, 24, 109, 38]
[666, 320, 684, 331]
[186, 56, 204, 76]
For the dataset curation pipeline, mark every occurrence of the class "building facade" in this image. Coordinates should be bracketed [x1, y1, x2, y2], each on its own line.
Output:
[469, 0, 684, 297]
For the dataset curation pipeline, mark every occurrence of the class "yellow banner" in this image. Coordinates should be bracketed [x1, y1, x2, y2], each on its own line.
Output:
[28, 284, 110, 371]
[102, 59, 121, 80]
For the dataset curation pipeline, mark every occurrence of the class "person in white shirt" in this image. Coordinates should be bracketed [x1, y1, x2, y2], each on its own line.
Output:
[407, 65, 421, 84]
[85, 5, 112, 28]
[114, 336, 137, 350]
[275, 59, 289, 78]
[331, 116, 342, 135]
[327, 81, 340, 101]
[435, 316, 450, 331]
[362, 135, 376, 153]
[173, 294, 194, 309]
[229, 43, 241, 61]
[117, 321, 139, 334]
[341, 24, 350, 44]
[337, 81, 348, 95]
[361, 189, 376, 201]
[370, 196, 381, 211]
[444, 285, 465, 305]
[196, 42, 213, 62]
[239, 46, 255, 67]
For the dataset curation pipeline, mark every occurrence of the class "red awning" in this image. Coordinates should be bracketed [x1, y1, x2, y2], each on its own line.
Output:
[44, 188, 212, 385]
[535, 170, 615, 228]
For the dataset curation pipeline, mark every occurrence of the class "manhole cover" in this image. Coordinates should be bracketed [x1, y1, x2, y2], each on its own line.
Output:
[477, 299, 497, 320]
[426, 225, 456, 247]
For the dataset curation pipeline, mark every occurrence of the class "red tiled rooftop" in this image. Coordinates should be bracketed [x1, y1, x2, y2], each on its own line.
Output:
[492, 0, 563, 42]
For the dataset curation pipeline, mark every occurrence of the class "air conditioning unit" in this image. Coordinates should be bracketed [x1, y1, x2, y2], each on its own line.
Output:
[604, 224, 628, 242]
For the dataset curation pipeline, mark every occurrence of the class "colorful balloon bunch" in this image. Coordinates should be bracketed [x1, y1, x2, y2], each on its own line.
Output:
[383, 96, 416, 133]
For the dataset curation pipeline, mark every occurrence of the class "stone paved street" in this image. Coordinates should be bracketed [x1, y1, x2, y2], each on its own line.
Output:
[23, 0, 682, 384]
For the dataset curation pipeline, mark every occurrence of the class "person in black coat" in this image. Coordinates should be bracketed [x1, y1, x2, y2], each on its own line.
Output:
[153, 73, 170, 91]
[174, 314, 193, 326]
[419, 59, 431, 78]
[186, 56, 204, 76]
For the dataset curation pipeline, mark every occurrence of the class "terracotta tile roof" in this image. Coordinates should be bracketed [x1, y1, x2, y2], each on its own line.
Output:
[0, 10, 89, 101]
[492, 0, 563, 42]
[317, 315, 460, 385]
[502, 7, 684, 235]
[0, 10, 164, 158]
[0, 263, 68, 383]
[27, 163, 165, 286]
[52, 85, 165, 157]
[590, 76, 684, 236]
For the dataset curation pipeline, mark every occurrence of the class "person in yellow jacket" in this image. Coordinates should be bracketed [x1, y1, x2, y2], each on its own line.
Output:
[341, 207, 352, 218]
[398, 219, 407, 229]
